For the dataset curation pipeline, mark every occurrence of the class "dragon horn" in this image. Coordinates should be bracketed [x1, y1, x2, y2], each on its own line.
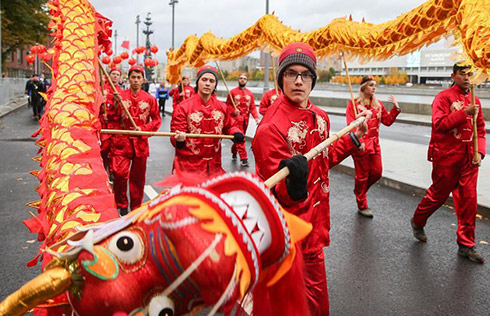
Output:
[0, 267, 72, 316]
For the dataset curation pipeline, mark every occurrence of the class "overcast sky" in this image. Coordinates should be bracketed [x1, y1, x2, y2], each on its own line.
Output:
[90, 0, 437, 62]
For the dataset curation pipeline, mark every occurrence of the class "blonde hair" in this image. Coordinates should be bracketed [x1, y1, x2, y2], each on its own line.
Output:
[356, 80, 381, 110]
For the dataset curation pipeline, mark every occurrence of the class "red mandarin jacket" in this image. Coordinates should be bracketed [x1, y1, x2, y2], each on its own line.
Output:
[226, 87, 259, 128]
[111, 89, 161, 158]
[428, 84, 486, 166]
[346, 98, 400, 157]
[253, 95, 357, 253]
[259, 89, 282, 116]
[170, 85, 194, 110]
[171, 94, 241, 175]
[99, 82, 123, 141]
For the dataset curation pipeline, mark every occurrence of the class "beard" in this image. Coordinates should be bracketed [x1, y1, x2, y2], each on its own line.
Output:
[238, 82, 247, 88]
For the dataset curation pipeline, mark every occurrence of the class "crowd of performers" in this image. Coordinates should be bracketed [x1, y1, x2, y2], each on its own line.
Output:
[98, 43, 486, 316]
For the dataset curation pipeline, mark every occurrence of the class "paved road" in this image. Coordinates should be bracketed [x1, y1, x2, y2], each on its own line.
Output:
[1, 106, 490, 315]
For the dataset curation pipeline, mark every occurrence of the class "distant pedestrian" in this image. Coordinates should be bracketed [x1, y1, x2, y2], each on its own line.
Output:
[25, 75, 34, 108]
[345, 75, 401, 218]
[28, 74, 46, 120]
[226, 73, 259, 167]
[410, 62, 487, 263]
[155, 81, 169, 117]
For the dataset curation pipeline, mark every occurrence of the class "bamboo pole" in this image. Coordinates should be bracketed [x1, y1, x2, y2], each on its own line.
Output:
[342, 53, 358, 116]
[97, 59, 138, 130]
[101, 129, 235, 139]
[215, 61, 239, 112]
[471, 85, 479, 159]
[271, 54, 279, 95]
[264, 117, 366, 188]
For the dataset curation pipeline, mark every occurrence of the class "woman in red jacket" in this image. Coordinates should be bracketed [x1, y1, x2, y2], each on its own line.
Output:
[346, 76, 401, 218]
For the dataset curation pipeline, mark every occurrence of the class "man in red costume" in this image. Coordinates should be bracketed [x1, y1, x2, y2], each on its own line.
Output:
[226, 73, 259, 167]
[253, 42, 369, 316]
[99, 67, 123, 179]
[112, 65, 161, 216]
[171, 65, 245, 176]
[170, 75, 194, 110]
[259, 88, 281, 116]
[411, 62, 486, 263]
[345, 76, 401, 217]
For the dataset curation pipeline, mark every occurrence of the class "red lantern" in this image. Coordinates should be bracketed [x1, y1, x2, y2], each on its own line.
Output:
[102, 56, 111, 65]
[152, 59, 159, 66]
[113, 56, 122, 64]
[136, 46, 146, 54]
[128, 58, 136, 66]
[30, 46, 39, 54]
[26, 54, 36, 64]
[37, 45, 47, 53]
[144, 58, 152, 67]
[106, 49, 113, 56]
[40, 52, 53, 62]
[120, 51, 129, 60]
[109, 62, 116, 69]
[150, 45, 159, 54]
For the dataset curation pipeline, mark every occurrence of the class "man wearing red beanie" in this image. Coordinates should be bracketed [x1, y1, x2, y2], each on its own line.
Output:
[99, 67, 123, 179]
[226, 73, 259, 167]
[253, 42, 369, 316]
[170, 75, 194, 110]
[171, 65, 245, 175]
[111, 65, 161, 216]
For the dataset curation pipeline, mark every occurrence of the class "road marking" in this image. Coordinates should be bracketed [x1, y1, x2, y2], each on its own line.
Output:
[144, 185, 159, 199]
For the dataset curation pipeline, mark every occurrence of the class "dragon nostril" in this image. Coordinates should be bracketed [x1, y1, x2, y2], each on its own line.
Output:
[158, 308, 174, 316]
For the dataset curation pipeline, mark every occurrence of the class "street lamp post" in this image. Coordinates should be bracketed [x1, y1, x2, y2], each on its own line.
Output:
[135, 15, 141, 63]
[0, 0, 3, 77]
[169, 0, 178, 49]
[263, 0, 269, 93]
[114, 29, 118, 56]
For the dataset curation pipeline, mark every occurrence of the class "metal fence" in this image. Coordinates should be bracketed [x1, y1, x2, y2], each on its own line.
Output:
[0, 78, 28, 108]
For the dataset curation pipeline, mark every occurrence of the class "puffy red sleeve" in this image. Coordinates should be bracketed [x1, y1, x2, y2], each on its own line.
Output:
[432, 93, 468, 132]
[259, 92, 270, 116]
[141, 96, 161, 132]
[170, 101, 188, 148]
[249, 93, 259, 120]
[345, 100, 356, 125]
[328, 134, 357, 168]
[253, 123, 298, 207]
[379, 100, 401, 126]
[476, 97, 487, 157]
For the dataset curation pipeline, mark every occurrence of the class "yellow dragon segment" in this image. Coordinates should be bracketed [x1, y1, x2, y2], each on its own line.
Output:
[167, 0, 490, 83]
[25, 0, 117, 268]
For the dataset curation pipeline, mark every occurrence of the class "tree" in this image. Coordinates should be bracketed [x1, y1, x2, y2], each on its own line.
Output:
[1, 0, 50, 67]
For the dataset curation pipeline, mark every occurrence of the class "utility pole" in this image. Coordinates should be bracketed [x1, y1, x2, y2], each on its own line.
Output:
[169, 0, 178, 49]
[143, 12, 154, 81]
[114, 30, 118, 55]
[263, 0, 270, 93]
[135, 15, 141, 63]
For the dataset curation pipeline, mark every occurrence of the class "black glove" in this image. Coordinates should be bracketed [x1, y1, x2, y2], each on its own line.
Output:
[233, 132, 245, 143]
[176, 141, 185, 149]
[279, 155, 308, 201]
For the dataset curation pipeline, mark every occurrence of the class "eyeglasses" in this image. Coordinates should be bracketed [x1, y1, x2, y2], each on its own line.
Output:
[283, 70, 315, 82]
[239, 77, 247, 80]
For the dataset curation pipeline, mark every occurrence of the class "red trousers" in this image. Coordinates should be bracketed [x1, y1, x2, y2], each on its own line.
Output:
[353, 153, 382, 210]
[100, 136, 112, 174]
[112, 154, 147, 210]
[304, 250, 329, 316]
[413, 161, 479, 248]
[231, 120, 248, 160]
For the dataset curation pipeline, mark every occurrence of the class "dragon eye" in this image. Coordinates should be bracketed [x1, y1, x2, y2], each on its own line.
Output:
[108, 231, 144, 264]
[149, 295, 175, 316]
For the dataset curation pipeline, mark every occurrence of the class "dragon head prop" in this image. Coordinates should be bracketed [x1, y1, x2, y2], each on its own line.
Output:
[0, 172, 311, 316]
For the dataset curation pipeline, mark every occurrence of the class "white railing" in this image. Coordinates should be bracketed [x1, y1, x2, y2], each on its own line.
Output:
[0, 78, 29, 108]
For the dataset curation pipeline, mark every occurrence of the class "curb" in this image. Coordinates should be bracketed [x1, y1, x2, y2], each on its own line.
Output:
[0, 99, 28, 119]
[332, 164, 490, 219]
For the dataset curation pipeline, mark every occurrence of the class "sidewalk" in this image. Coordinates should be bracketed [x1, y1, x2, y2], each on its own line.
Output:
[0, 96, 28, 118]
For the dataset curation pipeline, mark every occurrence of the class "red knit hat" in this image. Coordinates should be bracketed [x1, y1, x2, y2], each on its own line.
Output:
[128, 65, 145, 77]
[277, 42, 317, 90]
[195, 65, 218, 92]
[109, 67, 122, 75]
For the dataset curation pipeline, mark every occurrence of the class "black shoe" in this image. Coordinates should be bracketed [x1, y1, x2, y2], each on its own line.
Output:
[458, 244, 484, 263]
[118, 207, 129, 217]
[232, 153, 237, 161]
[411, 218, 427, 242]
[240, 159, 249, 167]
